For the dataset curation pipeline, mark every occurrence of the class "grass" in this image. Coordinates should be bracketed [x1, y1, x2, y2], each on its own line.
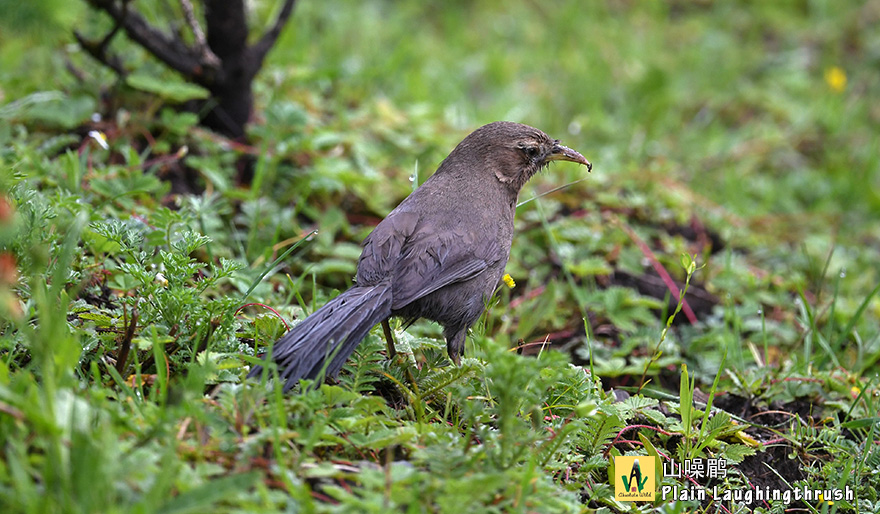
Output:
[1, 0, 880, 512]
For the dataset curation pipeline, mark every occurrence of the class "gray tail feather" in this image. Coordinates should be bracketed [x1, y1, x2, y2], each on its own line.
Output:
[247, 284, 392, 391]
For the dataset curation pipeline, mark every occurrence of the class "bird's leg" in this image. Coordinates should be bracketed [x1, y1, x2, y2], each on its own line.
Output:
[381, 320, 397, 359]
[445, 327, 466, 366]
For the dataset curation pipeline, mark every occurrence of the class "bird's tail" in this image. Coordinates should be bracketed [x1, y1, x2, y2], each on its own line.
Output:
[247, 284, 392, 391]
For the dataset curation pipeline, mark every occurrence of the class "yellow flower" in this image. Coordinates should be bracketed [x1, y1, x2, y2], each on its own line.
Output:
[502, 273, 516, 289]
[817, 492, 833, 506]
[851, 385, 861, 398]
[825, 66, 847, 93]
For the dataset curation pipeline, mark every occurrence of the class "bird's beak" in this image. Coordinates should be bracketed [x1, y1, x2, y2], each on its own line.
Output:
[546, 144, 592, 172]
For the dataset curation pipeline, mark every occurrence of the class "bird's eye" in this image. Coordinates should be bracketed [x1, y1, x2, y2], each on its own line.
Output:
[523, 146, 538, 158]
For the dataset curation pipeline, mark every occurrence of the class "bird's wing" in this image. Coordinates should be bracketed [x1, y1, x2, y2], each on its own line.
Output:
[390, 225, 501, 308]
[356, 210, 419, 284]
[356, 210, 502, 309]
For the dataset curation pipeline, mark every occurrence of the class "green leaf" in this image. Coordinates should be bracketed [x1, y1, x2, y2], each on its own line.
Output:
[617, 395, 659, 421]
[347, 426, 418, 448]
[126, 74, 210, 103]
[156, 472, 260, 514]
[722, 444, 756, 464]
[679, 364, 692, 434]
[77, 312, 114, 327]
[108, 273, 139, 292]
[566, 257, 614, 278]
[1, 91, 95, 129]
[840, 417, 880, 429]
[171, 231, 211, 255]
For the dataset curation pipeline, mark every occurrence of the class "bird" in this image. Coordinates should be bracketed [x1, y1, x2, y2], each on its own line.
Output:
[249, 121, 591, 391]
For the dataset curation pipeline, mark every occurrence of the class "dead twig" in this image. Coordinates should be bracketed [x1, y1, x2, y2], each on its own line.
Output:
[179, 0, 220, 67]
[115, 305, 138, 375]
[250, 0, 298, 64]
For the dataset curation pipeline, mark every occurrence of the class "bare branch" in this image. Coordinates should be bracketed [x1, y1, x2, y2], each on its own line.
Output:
[98, 0, 129, 50]
[179, 0, 220, 67]
[115, 306, 138, 376]
[77, 0, 299, 137]
[83, 0, 216, 84]
[74, 30, 128, 77]
[74, 0, 130, 77]
[250, 0, 298, 65]
[65, 57, 89, 83]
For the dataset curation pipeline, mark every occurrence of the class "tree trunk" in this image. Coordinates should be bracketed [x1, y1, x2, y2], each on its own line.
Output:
[202, 0, 253, 139]
[76, 0, 298, 140]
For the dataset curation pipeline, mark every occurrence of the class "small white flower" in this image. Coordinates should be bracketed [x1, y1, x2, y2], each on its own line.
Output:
[88, 130, 109, 150]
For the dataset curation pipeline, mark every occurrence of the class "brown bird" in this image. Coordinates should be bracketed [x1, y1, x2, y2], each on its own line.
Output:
[249, 121, 591, 390]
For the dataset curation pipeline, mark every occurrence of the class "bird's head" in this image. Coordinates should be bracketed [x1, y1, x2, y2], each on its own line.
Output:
[451, 121, 591, 192]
